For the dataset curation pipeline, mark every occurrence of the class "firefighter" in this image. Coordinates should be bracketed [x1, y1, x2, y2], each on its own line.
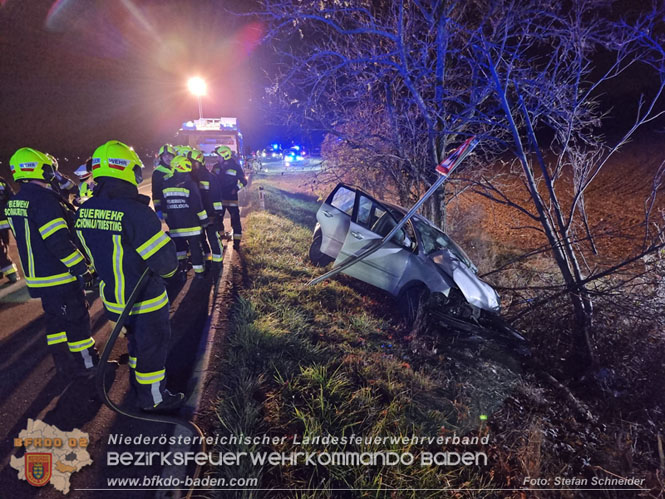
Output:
[5, 148, 98, 375]
[188, 149, 224, 267]
[75, 140, 185, 412]
[162, 155, 209, 277]
[73, 158, 95, 207]
[152, 144, 176, 219]
[0, 176, 19, 283]
[213, 145, 247, 249]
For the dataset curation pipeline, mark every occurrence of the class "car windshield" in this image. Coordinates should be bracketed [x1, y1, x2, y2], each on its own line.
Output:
[412, 217, 474, 268]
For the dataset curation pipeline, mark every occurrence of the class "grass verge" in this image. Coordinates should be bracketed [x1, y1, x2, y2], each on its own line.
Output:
[211, 173, 664, 498]
[211, 177, 497, 497]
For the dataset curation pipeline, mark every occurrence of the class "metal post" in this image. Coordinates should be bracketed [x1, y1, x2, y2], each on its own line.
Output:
[197, 96, 203, 120]
[259, 186, 266, 210]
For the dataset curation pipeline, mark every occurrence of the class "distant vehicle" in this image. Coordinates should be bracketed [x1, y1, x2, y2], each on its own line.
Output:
[176, 117, 244, 165]
[309, 184, 525, 347]
[284, 145, 306, 164]
[262, 143, 283, 160]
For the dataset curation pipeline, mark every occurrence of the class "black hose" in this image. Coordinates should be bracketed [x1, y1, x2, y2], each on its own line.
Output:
[95, 266, 206, 499]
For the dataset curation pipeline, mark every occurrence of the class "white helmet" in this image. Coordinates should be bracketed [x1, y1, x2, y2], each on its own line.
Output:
[74, 163, 92, 180]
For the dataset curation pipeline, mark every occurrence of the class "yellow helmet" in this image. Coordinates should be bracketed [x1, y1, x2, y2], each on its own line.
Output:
[215, 145, 232, 160]
[9, 147, 57, 182]
[158, 144, 176, 157]
[187, 148, 205, 165]
[91, 140, 144, 186]
[174, 145, 191, 157]
[171, 155, 192, 173]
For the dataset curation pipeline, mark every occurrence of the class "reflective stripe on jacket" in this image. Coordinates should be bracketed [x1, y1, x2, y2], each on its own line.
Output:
[75, 178, 177, 320]
[4, 182, 87, 297]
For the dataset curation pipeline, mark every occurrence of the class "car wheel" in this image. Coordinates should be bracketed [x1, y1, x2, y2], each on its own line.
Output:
[309, 231, 334, 267]
[398, 285, 429, 324]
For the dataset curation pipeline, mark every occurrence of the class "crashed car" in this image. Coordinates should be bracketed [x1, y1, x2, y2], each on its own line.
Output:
[309, 183, 525, 344]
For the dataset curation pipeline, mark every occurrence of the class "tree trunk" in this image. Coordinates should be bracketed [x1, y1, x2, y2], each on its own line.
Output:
[487, 56, 595, 368]
[428, 189, 445, 229]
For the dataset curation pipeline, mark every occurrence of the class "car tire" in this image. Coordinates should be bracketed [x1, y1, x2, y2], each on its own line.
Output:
[398, 285, 429, 324]
[309, 231, 334, 267]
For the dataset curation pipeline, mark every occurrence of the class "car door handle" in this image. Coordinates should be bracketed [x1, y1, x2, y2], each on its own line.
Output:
[351, 231, 364, 239]
[322, 210, 333, 218]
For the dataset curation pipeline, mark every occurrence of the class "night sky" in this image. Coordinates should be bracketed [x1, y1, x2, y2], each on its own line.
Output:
[0, 0, 269, 162]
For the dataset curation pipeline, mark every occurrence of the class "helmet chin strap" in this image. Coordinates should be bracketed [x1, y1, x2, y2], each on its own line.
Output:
[134, 165, 143, 185]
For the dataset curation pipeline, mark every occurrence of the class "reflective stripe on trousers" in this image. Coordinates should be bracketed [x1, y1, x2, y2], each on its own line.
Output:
[47, 331, 67, 345]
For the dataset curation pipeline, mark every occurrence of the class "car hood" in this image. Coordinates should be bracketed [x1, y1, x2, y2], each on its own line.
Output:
[430, 250, 500, 312]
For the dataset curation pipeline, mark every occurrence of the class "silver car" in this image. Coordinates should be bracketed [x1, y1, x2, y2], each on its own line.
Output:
[309, 183, 511, 331]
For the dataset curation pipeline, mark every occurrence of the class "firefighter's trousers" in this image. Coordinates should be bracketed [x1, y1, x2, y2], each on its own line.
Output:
[202, 222, 223, 263]
[220, 203, 242, 242]
[123, 304, 173, 409]
[0, 229, 17, 278]
[41, 284, 97, 370]
[173, 235, 204, 275]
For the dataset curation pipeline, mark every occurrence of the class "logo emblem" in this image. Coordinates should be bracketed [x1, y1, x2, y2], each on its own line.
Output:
[25, 453, 51, 487]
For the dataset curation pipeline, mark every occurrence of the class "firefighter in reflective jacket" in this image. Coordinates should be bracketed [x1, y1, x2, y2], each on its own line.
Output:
[213, 145, 247, 249]
[188, 148, 224, 266]
[162, 156, 209, 277]
[6, 148, 98, 374]
[75, 140, 184, 412]
[73, 158, 95, 207]
[152, 144, 176, 219]
[0, 176, 19, 282]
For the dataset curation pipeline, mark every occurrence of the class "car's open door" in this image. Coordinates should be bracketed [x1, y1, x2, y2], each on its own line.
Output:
[335, 193, 413, 295]
[315, 184, 356, 258]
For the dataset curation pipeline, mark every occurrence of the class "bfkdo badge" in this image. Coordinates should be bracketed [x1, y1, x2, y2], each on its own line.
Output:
[25, 453, 52, 487]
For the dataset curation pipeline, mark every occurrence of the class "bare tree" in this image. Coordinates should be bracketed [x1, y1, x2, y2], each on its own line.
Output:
[471, 0, 665, 364]
[252, 0, 665, 366]
[256, 0, 507, 225]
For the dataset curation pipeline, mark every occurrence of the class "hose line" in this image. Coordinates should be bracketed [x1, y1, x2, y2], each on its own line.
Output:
[95, 266, 208, 499]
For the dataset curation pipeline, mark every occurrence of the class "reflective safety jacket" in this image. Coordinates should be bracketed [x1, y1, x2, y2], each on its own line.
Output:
[75, 178, 178, 320]
[4, 182, 88, 297]
[192, 167, 222, 217]
[212, 159, 247, 207]
[162, 172, 208, 238]
[151, 162, 172, 212]
[0, 177, 14, 231]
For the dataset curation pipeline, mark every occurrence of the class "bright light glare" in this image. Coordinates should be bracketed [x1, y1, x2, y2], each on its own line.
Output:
[187, 77, 207, 96]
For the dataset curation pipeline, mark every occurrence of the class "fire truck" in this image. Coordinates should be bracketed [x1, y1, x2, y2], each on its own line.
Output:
[175, 117, 244, 165]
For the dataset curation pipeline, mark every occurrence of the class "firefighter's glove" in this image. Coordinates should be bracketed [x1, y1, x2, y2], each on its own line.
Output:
[77, 269, 98, 290]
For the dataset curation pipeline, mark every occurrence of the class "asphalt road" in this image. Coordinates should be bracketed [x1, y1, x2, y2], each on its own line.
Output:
[255, 156, 322, 174]
[0, 177, 223, 498]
